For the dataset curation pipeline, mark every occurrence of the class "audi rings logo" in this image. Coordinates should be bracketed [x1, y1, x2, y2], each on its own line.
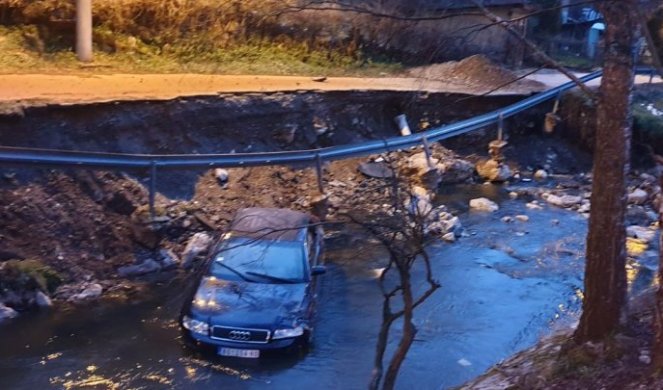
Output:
[228, 330, 251, 341]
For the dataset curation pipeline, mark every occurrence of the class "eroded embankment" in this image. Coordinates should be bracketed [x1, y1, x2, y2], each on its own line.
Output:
[0, 90, 521, 313]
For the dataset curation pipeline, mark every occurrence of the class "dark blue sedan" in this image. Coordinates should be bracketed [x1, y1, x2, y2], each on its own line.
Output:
[181, 208, 325, 358]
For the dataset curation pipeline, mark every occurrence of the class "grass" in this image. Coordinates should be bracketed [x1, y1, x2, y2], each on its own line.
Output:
[0, 25, 403, 76]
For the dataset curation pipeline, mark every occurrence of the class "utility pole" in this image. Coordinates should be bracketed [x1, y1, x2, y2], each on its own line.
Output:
[76, 0, 93, 62]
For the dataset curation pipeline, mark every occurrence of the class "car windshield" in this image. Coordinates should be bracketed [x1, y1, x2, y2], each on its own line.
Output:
[210, 237, 306, 283]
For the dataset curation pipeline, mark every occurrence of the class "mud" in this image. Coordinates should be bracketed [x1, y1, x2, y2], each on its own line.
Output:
[0, 89, 527, 307]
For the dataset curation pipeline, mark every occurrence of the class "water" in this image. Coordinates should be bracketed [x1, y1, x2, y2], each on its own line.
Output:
[0, 184, 647, 389]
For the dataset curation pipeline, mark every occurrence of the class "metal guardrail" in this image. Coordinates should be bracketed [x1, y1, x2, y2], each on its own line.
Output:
[2, 68, 660, 169]
[0, 68, 657, 217]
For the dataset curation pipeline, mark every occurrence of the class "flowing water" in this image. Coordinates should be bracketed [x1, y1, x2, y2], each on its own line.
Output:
[0, 184, 655, 389]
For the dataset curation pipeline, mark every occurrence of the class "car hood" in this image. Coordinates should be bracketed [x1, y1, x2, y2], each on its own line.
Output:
[189, 276, 308, 328]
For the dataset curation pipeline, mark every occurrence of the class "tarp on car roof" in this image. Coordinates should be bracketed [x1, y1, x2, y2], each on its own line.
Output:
[229, 207, 310, 241]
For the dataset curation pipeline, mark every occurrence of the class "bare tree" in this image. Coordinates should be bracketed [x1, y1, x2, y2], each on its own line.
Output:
[342, 157, 441, 390]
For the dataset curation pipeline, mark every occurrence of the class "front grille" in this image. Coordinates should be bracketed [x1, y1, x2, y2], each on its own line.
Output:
[211, 326, 270, 343]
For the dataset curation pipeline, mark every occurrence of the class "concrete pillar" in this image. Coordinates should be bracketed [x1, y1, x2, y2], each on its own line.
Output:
[76, 0, 93, 62]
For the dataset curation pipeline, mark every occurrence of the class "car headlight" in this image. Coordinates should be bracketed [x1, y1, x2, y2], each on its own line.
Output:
[272, 326, 304, 340]
[182, 315, 209, 336]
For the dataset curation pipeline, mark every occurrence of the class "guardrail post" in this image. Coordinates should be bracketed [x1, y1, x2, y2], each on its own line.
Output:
[149, 161, 157, 222]
[497, 113, 504, 141]
[422, 134, 434, 169]
[315, 153, 325, 194]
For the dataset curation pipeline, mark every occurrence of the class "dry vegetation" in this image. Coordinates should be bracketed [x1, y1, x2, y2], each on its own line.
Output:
[0, 0, 406, 74]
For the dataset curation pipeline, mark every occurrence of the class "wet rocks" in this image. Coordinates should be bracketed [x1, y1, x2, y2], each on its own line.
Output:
[476, 159, 512, 182]
[118, 259, 162, 277]
[35, 291, 53, 308]
[544, 194, 582, 208]
[515, 215, 529, 222]
[0, 303, 18, 322]
[534, 169, 548, 180]
[626, 225, 656, 243]
[158, 248, 180, 270]
[67, 283, 103, 304]
[442, 232, 456, 243]
[526, 201, 543, 210]
[182, 232, 213, 268]
[628, 188, 649, 205]
[439, 159, 475, 184]
[469, 198, 499, 212]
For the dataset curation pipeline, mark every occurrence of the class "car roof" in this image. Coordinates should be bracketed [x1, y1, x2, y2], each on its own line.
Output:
[228, 207, 310, 242]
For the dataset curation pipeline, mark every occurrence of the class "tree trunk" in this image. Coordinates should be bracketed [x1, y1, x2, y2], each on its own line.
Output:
[574, 1, 638, 343]
[655, 173, 663, 369]
[76, 0, 93, 62]
[382, 267, 416, 390]
[369, 302, 395, 390]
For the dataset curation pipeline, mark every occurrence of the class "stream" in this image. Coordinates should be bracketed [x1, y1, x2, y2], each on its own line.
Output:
[0, 184, 656, 389]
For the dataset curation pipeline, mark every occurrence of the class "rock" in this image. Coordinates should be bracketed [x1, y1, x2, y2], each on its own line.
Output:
[442, 232, 456, 242]
[214, 168, 229, 183]
[628, 188, 648, 205]
[438, 159, 474, 184]
[640, 173, 656, 183]
[515, 215, 529, 222]
[509, 192, 518, 199]
[131, 224, 161, 249]
[534, 169, 548, 180]
[405, 186, 433, 216]
[577, 201, 591, 213]
[625, 207, 654, 226]
[545, 194, 582, 208]
[35, 291, 53, 308]
[469, 198, 499, 212]
[407, 152, 438, 173]
[118, 259, 162, 277]
[68, 283, 103, 303]
[457, 358, 472, 367]
[626, 225, 656, 243]
[358, 162, 394, 178]
[159, 249, 180, 270]
[182, 232, 213, 268]
[0, 303, 18, 322]
[501, 216, 513, 223]
[476, 159, 512, 182]
[105, 191, 137, 215]
[639, 354, 652, 365]
[526, 201, 543, 210]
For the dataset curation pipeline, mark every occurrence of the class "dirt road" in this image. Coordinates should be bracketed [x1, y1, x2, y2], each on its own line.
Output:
[0, 71, 659, 107]
[0, 73, 541, 106]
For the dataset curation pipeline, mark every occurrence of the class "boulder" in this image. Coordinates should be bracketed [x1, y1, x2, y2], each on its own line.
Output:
[628, 188, 648, 205]
[469, 198, 499, 212]
[476, 159, 512, 182]
[68, 283, 103, 303]
[214, 168, 229, 183]
[182, 232, 213, 268]
[442, 232, 456, 243]
[545, 194, 582, 208]
[534, 169, 548, 180]
[158, 249, 180, 269]
[626, 225, 656, 243]
[358, 162, 394, 178]
[515, 215, 530, 222]
[35, 291, 53, 308]
[406, 152, 438, 174]
[118, 259, 162, 277]
[438, 159, 474, 184]
[0, 303, 18, 322]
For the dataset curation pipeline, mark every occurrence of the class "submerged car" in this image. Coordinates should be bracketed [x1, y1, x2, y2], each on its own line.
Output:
[180, 207, 325, 358]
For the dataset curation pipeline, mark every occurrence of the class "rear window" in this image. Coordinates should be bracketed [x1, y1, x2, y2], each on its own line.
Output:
[210, 237, 306, 283]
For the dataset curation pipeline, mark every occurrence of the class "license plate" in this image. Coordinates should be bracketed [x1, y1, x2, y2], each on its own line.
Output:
[218, 347, 260, 358]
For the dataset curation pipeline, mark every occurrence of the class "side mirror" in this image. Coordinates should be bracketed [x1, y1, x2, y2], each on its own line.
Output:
[311, 265, 327, 276]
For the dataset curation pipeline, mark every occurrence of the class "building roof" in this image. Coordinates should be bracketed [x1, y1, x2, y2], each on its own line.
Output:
[229, 208, 310, 242]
